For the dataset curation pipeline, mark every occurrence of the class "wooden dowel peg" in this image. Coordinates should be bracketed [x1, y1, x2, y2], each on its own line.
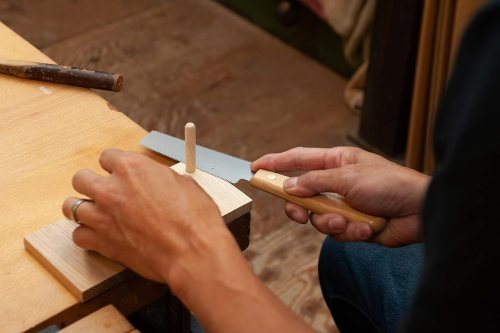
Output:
[185, 122, 196, 173]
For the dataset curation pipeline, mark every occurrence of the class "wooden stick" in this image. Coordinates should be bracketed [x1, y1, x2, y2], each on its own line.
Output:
[0, 58, 123, 92]
[185, 122, 196, 173]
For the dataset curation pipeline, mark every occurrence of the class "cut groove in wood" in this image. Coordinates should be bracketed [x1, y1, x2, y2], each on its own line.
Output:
[24, 219, 130, 303]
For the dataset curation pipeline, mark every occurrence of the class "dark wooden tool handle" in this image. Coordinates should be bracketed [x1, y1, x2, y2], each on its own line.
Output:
[0, 59, 123, 92]
[250, 169, 387, 233]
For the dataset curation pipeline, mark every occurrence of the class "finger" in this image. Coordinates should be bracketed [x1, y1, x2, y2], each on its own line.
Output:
[72, 225, 99, 250]
[309, 213, 348, 234]
[284, 168, 354, 197]
[330, 222, 373, 242]
[72, 169, 106, 198]
[99, 148, 125, 174]
[284, 202, 309, 224]
[251, 147, 343, 172]
[62, 197, 110, 228]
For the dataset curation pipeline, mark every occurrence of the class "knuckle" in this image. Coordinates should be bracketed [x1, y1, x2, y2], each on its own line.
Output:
[115, 152, 145, 173]
[72, 228, 92, 249]
[290, 146, 305, 153]
[94, 182, 119, 205]
[71, 169, 86, 186]
[62, 197, 72, 217]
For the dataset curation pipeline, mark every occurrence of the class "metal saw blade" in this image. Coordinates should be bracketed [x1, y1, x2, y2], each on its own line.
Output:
[140, 131, 253, 184]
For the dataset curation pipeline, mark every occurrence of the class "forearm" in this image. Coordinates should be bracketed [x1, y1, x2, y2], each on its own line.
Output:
[163, 226, 316, 333]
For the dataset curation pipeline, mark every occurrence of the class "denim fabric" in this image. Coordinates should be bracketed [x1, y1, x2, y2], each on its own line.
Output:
[318, 237, 423, 333]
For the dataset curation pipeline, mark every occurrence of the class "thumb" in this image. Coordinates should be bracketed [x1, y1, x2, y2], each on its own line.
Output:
[283, 169, 350, 197]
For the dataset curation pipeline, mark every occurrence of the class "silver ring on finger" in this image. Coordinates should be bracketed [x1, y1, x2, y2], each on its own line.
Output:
[71, 198, 93, 224]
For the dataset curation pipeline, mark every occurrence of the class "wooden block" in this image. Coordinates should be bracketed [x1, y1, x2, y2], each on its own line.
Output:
[170, 162, 252, 223]
[59, 304, 136, 333]
[24, 162, 251, 303]
[24, 219, 130, 302]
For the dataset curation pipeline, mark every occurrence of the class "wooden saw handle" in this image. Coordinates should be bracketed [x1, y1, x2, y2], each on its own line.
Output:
[250, 169, 387, 233]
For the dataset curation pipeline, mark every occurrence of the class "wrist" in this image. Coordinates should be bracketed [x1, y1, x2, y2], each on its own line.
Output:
[159, 222, 249, 299]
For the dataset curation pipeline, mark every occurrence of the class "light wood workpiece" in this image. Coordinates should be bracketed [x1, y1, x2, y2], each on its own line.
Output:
[0, 22, 251, 332]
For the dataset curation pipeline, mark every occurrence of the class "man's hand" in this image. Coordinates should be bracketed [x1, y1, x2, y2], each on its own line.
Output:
[62, 149, 316, 333]
[252, 147, 430, 247]
[62, 149, 237, 287]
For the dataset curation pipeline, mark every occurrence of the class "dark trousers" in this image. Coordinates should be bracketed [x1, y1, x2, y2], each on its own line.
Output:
[318, 237, 424, 333]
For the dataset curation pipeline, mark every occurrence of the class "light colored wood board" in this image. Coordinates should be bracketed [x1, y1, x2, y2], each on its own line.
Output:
[170, 163, 252, 223]
[24, 219, 130, 302]
[0, 21, 249, 332]
[59, 304, 135, 333]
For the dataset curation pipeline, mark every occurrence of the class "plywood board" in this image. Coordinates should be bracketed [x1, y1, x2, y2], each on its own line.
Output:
[59, 304, 135, 333]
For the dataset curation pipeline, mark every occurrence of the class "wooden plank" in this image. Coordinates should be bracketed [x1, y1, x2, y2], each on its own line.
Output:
[24, 220, 130, 302]
[245, 222, 336, 333]
[0, 20, 250, 332]
[59, 305, 135, 333]
[31, 275, 165, 333]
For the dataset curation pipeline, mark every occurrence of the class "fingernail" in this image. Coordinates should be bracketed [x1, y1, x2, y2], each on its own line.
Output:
[284, 177, 297, 189]
[289, 210, 302, 223]
[357, 225, 371, 240]
[327, 218, 341, 233]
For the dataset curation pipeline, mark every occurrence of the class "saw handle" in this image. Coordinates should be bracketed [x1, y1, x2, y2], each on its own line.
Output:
[0, 58, 123, 92]
[250, 169, 387, 233]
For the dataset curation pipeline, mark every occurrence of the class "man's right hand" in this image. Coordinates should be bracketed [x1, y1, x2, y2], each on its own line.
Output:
[252, 147, 430, 247]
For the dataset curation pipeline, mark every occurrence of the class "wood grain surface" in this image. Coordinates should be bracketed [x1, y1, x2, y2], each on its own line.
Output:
[0, 21, 250, 332]
[170, 163, 252, 223]
[245, 222, 337, 333]
[24, 219, 130, 303]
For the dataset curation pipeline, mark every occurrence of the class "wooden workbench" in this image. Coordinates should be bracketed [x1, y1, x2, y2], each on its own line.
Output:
[0, 22, 251, 332]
